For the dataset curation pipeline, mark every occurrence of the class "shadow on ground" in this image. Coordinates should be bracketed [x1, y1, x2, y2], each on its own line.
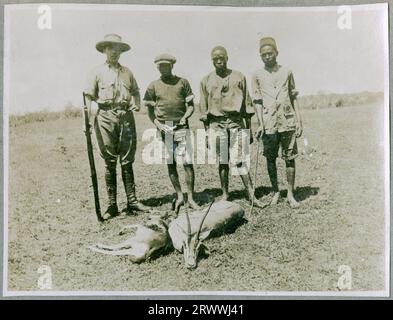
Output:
[142, 186, 320, 208]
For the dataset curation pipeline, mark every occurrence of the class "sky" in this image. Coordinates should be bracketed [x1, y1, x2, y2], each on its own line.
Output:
[4, 3, 388, 115]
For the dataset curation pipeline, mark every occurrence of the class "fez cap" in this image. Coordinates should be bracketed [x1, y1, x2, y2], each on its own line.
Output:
[259, 37, 278, 51]
[154, 53, 176, 65]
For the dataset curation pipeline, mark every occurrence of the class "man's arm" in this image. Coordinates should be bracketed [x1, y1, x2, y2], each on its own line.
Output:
[199, 79, 209, 128]
[179, 102, 195, 126]
[293, 98, 303, 138]
[131, 91, 141, 111]
[82, 94, 97, 134]
[199, 79, 210, 149]
[288, 71, 302, 137]
[128, 71, 141, 111]
[250, 74, 265, 139]
[179, 81, 195, 126]
[254, 102, 265, 140]
[147, 104, 157, 124]
[254, 102, 264, 127]
[84, 70, 98, 120]
[238, 75, 255, 142]
[143, 83, 159, 127]
[85, 95, 93, 119]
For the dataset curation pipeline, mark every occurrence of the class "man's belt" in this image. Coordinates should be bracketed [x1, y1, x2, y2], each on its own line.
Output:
[208, 113, 243, 122]
[98, 102, 130, 111]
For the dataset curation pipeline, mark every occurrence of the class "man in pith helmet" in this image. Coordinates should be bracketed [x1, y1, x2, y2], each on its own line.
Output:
[85, 34, 149, 220]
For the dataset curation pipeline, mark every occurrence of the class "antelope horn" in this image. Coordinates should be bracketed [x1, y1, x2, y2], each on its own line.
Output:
[195, 200, 215, 242]
[185, 204, 192, 244]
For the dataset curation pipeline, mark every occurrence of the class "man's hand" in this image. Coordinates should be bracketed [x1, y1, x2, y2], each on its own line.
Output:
[296, 123, 303, 138]
[154, 119, 173, 134]
[178, 117, 187, 127]
[129, 104, 140, 112]
[255, 125, 265, 140]
[82, 123, 93, 134]
[87, 122, 93, 134]
[82, 109, 93, 134]
[249, 130, 254, 144]
[205, 134, 210, 150]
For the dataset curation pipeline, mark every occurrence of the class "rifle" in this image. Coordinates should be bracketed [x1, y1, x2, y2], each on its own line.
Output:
[82, 92, 103, 222]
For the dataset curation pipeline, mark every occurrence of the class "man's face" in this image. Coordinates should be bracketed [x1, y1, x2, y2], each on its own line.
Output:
[157, 63, 173, 77]
[260, 45, 278, 67]
[105, 45, 122, 64]
[212, 49, 228, 71]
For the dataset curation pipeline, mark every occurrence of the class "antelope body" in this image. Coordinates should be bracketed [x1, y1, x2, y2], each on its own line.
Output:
[88, 215, 170, 263]
[88, 200, 244, 269]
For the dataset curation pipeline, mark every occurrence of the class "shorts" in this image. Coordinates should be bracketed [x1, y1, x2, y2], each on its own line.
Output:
[262, 130, 298, 161]
[208, 116, 250, 166]
[159, 126, 193, 165]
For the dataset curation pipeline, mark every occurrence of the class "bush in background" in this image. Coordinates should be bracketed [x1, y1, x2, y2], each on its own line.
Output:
[10, 106, 82, 127]
[298, 91, 383, 110]
[9, 91, 384, 127]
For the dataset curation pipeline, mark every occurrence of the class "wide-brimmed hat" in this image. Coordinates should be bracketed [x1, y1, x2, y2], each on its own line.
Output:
[154, 53, 176, 65]
[96, 34, 131, 53]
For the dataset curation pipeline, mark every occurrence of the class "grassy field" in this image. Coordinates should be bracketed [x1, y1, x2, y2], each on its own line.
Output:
[6, 103, 387, 293]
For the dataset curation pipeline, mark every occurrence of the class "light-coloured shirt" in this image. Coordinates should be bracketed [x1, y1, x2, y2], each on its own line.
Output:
[252, 65, 298, 134]
[85, 62, 139, 104]
[143, 76, 194, 122]
[199, 70, 254, 119]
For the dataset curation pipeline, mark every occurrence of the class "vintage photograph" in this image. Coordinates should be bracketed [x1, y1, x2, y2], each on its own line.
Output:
[2, 3, 389, 296]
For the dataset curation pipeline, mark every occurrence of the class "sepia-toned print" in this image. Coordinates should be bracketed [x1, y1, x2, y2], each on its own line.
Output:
[2, 3, 389, 297]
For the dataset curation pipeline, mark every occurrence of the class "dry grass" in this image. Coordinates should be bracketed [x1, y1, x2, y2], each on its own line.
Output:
[9, 106, 81, 127]
[298, 91, 383, 110]
[6, 103, 386, 293]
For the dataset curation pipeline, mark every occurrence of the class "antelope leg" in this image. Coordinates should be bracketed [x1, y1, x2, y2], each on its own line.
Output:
[90, 240, 133, 251]
[89, 246, 135, 256]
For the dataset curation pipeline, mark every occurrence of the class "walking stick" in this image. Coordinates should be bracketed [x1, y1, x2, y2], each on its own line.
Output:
[249, 137, 261, 216]
[82, 92, 103, 222]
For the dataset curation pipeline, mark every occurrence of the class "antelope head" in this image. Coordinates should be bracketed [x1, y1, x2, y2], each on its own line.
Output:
[182, 201, 214, 270]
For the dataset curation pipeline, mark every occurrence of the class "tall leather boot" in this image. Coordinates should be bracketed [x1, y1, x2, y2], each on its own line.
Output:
[102, 166, 119, 220]
[121, 164, 150, 214]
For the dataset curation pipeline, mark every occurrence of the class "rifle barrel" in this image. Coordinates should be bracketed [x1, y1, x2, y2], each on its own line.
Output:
[83, 93, 103, 222]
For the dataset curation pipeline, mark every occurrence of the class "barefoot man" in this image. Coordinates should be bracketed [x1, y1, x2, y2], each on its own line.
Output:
[144, 53, 199, 213]
[85, 34, 149, 220]
[252, 37, 303, 208]
[200, 46, 264, 208]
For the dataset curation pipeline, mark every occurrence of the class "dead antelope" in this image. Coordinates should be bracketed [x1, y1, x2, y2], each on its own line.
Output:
[88, 215, 170, 263]
[168, 200, 245, 270]
[88, 200, 244, 269]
